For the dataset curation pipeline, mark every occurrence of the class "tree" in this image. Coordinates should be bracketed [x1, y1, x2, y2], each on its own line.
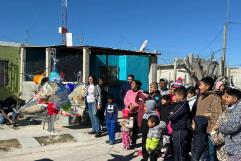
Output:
[180, 53, 219, 86]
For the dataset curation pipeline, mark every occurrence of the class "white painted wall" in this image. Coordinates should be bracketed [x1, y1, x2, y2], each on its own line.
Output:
[157, 67, 190, 85]
[228, 68, 241, 88]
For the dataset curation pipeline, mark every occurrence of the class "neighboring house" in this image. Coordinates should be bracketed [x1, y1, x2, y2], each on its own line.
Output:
[0, 42, 158, 103]
[227, 67, 241, 88]
[157, 63, 189, 87]
[157, 54, 219, 86]
[0, 42, 23, 99]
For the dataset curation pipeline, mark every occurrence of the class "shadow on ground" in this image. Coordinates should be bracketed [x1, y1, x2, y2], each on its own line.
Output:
[35, 159, 54, 161]
[107, 152, 137, 161]
[16, 117, 42, 126]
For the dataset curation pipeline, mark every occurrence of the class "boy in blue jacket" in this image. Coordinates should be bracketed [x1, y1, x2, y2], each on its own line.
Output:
[168, 86, 191, 161]
[105, 94, 118, 144]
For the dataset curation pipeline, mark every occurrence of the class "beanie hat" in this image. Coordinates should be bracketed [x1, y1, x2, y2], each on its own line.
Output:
[172, 78, 183, 88]
[215, 81, 224, 90]
[145, 100, 157, 112]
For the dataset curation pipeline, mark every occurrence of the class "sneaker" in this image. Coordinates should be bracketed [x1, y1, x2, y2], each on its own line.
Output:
[109, 141, 115, 145]
[105, 140, 110, 143]
[88, 131, 95, 134]
[95, 132, 102, 138]
[48, 131, 56, 135]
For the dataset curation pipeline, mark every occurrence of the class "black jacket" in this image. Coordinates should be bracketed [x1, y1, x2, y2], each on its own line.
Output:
[120, 83, 131, 102]
[158, 104, 173, 124]
[168, 101, 191, 130]
[192, 116, 208, 160]
[141, 118, 149, 135]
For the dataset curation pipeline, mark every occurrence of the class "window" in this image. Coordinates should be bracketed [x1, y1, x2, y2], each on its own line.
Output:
[99, 66, 118, 88]
[25, 48, 46, 81]
[55, 52, 83, 82]
[0, 60, 8, 87]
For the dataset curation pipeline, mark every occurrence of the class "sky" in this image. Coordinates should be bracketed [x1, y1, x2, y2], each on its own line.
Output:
[0, 0, 241, 66]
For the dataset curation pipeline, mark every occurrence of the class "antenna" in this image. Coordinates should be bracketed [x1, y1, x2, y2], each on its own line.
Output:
[139, 40, 148, 52]
[24, 29, 30, 44]
[59, 0, 68, 45]
[80, 33, 83, 45]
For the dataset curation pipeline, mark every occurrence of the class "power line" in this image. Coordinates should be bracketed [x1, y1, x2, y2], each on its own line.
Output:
[198, 28, 223, 54]
[213, 48, 223, 54]
[227, 0, 230, 22]
[230, 22, 241, 25]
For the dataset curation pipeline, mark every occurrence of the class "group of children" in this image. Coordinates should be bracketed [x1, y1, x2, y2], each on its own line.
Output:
[103, 83, 210, 161]
[104, 95, 167, 161]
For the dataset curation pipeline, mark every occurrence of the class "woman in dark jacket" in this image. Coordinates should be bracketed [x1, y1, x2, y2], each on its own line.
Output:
[97, 77, 109, 126]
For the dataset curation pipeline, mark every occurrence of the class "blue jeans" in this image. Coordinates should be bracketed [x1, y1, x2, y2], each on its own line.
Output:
[87, 102, 100, 133]
[106, 118, 116, 143]
[208, 135, 218, 161]
[0, 113, 5, 124]
[0, 112, 16, 124]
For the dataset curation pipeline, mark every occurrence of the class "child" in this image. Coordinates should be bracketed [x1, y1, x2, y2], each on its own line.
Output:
[218, 87, 241, 160]
[192, 116, 208, 161]
[141, 99, 158, 161]
[158, 95, 172, 124]
[187, 86, 198, 121]
[105, 94, 118, 145]
[0, 98, 19, 126]
[187, 86, 197, 112]
[146, 115, 166, 161]
[121, 108, 134, 149]
[149, 82, 161, 106]
[157, 95, 173, 158]
[196, 77, 222, 161]
[168, 86, 191, 161]
[169, 78, 184, 103]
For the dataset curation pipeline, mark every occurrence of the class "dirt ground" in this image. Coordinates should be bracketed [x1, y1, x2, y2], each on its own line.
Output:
[0, 139, 22, 151]
[34, 134, 76, 146]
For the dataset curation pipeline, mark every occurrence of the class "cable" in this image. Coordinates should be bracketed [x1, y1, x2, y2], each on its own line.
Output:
[230, 22, 241, 25]
[198, 28, 223, 54]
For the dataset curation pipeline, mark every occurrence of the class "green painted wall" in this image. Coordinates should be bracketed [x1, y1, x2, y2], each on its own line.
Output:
[0, 46, 21, 99]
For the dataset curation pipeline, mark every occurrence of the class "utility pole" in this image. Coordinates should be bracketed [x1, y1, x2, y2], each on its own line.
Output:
[222, 22, 228, 76]
[173, 58, 177, 82]
[222, 0, 230, 76]
[61, 0, 68, 45]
